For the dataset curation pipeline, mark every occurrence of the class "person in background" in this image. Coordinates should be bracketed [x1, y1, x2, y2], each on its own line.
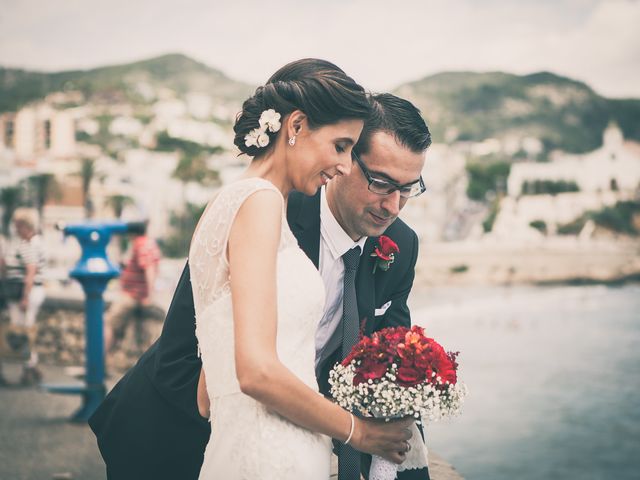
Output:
[0, 208, 47, 386]
[104, 220, 160, 353]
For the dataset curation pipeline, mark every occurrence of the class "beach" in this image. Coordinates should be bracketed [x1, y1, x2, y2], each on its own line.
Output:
[416, 238, 640, 287]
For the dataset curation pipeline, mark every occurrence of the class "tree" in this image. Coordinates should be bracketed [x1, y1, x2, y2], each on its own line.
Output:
[105, 194, 134, 219]
[155, 131, 224, 157]
[0, 186, 24, 236]
[76, 158, 96, 218]
[23, 173, 61, 218]
[466, 161, 511, 201]
[105, 193, 134, 256]
[172, 153, 220, 187]
[170, 153, 220, 255]
[159, 202, 206, 257]
[529, 220, 548, 235]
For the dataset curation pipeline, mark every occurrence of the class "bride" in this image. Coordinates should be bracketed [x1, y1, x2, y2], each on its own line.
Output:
[189, 59, 413, 479]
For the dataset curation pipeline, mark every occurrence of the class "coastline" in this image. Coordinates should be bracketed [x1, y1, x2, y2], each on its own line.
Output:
[415, 238, 640, 288]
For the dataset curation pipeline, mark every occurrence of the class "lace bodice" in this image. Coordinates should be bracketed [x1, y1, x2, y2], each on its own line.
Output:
[192, 178, 332, 479]
[189, 178, 298, 313]
[189, 177, 326, 398]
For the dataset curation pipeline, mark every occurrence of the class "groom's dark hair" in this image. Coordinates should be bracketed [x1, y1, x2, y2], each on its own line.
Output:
[354, 93, 431, 156]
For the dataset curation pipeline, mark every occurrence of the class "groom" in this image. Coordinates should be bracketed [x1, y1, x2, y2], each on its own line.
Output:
[89, 93, 432, 480]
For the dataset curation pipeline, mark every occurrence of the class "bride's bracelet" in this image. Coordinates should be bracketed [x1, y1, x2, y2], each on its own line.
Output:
[344, 412, 355, 445]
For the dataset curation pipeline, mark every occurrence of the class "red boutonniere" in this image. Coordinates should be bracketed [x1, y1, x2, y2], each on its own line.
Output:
[371, 235, 399, 273]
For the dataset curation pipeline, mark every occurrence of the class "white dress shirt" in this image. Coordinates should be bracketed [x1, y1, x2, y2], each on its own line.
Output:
[315, 187, 367, 369]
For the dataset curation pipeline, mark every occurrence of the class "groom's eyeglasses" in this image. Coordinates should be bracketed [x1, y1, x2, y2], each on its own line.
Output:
[352, 152, 426, 199]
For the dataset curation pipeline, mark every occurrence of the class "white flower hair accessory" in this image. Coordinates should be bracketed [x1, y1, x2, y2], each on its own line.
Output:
[259, 109, 281, 132]
[244, 109, 281, 149]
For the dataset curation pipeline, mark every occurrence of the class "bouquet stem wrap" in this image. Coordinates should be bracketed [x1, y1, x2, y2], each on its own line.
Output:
[370, 412, 401, 480]
[370, 455, 397, 480]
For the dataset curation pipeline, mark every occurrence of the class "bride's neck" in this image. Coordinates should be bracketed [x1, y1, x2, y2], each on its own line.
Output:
[241, 152, 292, 198]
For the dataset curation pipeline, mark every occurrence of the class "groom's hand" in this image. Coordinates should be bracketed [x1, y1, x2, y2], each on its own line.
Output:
[352, 416, 414, 464]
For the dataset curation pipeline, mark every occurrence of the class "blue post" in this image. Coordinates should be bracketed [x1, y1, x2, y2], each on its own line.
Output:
[43, 221, 128, 422]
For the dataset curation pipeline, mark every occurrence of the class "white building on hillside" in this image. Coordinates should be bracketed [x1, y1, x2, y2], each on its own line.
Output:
[507, 124, 640, 196]
[492, 124, 640, 240]
[109, 116, 144, 138]
[0, 103, 76, 164]
[153, 99, 187, 127]
[166, 119, 230, 149]
[94, 149, 217, 239]
[491, 190, 634, 240]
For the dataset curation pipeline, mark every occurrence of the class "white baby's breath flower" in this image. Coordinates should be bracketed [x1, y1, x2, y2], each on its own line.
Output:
[330, 360, 467, 423]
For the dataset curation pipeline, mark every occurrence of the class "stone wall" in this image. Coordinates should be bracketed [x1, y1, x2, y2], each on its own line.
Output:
[1, 296, 165, 372]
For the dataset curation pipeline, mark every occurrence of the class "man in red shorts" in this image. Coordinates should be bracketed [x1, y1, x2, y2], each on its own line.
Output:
[104, 220, 160, 353]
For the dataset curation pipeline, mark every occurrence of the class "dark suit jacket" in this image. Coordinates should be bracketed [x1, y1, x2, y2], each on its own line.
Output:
[89, 190, 424, 480]
[286, 191, 420, 397]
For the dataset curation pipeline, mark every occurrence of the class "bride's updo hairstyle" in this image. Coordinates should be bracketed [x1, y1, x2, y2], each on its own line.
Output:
[233, 58, 370, 157]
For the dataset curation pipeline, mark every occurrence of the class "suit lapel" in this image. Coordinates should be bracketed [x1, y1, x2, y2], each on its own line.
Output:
[289, 192, 321, 268]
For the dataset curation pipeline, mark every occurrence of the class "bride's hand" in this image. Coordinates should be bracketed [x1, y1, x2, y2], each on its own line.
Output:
[351, 416, 413, 464]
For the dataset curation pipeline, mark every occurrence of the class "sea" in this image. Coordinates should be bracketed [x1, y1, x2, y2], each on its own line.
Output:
[410, 283, 640, 480]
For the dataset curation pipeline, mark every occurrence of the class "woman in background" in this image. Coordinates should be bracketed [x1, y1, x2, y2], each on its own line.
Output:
[0, 208, 46, 386]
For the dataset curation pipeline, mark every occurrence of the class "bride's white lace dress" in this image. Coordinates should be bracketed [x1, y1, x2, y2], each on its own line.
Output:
[190, 178, 332, 479]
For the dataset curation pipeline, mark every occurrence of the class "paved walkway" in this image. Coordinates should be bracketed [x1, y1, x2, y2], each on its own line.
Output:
[0, 363, 107, 480]
[0, 362, 462, 480]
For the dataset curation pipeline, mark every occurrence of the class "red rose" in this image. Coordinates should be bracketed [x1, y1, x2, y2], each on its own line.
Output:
[425, 342, 458, 385]
[414, 352, 430, 370]
[396, 343, 410, 359]
[371, 236, 400, 273]
[374, 235, 400, 261]
[353, 373, 365, 385]
[361, 361, 387, 381]
[397, 366, 425, 387]
[433, 356, 457, 385]
[341, 325, 459, 389]
[383, 326, 407, 345]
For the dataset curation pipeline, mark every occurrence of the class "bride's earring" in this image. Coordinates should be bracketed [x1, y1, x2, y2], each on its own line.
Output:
[288, 135, 296, 146]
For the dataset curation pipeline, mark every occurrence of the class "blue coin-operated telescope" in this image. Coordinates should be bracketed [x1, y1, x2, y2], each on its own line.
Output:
[44, 220, 129, 422]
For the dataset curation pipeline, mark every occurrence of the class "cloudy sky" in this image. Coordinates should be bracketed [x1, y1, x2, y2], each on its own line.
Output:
[1, 0, 638, 98]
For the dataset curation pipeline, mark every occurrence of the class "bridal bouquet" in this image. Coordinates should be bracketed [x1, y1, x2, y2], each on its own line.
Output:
[329, 325, 467, 480]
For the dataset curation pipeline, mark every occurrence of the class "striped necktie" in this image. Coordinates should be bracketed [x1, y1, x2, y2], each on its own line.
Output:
[338, 246, 361, 480]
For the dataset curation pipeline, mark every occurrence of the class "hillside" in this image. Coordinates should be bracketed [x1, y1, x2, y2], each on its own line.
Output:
[1, 56, 638, 154]
[394, 71, 640, 154]
[0, 53, 254, 112]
